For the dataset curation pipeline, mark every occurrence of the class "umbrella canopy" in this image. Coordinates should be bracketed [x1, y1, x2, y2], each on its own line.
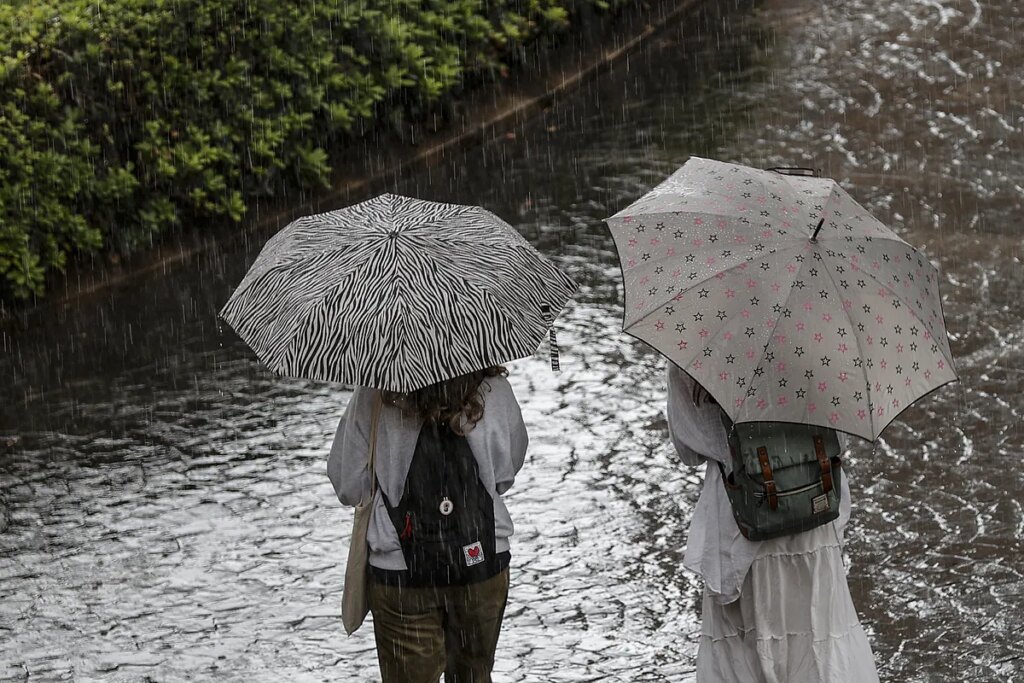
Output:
[221, 193, 578, 392]
[605, 157, 957, 441]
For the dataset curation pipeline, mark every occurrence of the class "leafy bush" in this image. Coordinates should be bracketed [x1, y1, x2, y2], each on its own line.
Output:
[0, 0, 622, 301]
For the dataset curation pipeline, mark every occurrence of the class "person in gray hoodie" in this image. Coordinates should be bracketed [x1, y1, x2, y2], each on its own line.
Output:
[327, 366, 528, 683]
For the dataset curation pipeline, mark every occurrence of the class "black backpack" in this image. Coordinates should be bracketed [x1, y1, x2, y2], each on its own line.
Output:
[381, 420, 501, 587]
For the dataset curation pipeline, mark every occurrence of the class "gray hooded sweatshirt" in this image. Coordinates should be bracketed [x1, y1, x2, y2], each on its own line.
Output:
[327, 375, 528, 570]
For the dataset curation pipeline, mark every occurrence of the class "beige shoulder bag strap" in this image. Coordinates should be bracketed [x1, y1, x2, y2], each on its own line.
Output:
[341, 392, 383, 635]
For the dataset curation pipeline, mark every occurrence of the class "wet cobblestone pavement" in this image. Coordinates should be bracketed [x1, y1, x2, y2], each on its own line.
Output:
[3, 0, 1023, 680]
[0, 310, 705, 682]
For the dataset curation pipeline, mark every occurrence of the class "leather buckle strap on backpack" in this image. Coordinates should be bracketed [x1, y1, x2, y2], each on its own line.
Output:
[813, 435, 834, 494]
[756, 447, 779, 511]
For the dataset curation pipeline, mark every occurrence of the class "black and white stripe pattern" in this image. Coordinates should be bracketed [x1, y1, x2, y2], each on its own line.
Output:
[220, 194, 578, 392]
[539, 304, 561, 372]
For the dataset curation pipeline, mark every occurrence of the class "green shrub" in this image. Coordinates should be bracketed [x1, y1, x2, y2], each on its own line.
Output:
[0, 0, 623, 301]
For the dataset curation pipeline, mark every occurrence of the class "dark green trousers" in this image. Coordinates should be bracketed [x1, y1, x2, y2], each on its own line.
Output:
[368, 569, 510, 683]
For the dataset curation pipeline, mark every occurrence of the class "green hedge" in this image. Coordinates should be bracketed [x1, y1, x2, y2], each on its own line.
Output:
[0, 0, 618, 301]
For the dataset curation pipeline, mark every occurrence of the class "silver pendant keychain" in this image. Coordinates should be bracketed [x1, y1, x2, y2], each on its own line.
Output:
[439, 497, 454, 516]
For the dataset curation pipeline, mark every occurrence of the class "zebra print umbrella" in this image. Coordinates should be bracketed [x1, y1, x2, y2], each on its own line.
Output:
[220, 194, 578, 392]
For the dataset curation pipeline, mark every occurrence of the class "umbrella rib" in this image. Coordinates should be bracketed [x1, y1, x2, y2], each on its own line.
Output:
[254, 224, 522, 282]
[612, 202, 742, 223]
[392, 247, 574, 387]
[271, 256, 389, 378]
[612, 178, 785, 221]
[838, 252, 956, 437]
[444, 269, 546, 338]
[303, 235, 521, 267]
[389, 247, 411, 385]
[732, 244, 867, 435]
[626, 244, 806, 331]
[735, 251, 811, 425]
[230, 241, 384, 309]
[832, 244, 954, 365]
[808, 242, 948, 440]
[813, 248, 878, 439]
[612, 227, 757, 280]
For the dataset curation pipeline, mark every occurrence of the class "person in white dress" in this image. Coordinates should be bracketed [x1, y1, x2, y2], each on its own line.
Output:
[666, 363, 880, 682]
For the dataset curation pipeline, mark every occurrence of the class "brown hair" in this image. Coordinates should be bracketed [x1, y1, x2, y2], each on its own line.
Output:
[382, 366, 508, 435]
[692, 383, 719, 407]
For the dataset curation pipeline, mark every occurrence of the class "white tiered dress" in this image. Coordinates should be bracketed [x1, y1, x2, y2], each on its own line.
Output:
[667, 365, 880, 683]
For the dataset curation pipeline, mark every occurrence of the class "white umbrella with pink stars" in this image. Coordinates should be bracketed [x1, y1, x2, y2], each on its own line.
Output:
[604, 157, 957, 441]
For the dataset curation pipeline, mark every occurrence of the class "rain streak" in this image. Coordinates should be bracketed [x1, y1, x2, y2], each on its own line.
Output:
[2, 0, 1022, 681]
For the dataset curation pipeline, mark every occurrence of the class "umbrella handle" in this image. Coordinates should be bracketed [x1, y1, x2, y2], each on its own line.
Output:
[766, 166, 820, 177]
[540, 304, 561, 372]
[810, 216, 826, 242]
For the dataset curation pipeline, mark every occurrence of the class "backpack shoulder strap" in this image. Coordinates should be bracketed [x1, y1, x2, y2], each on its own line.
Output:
[366, 392, 383, 504]
[716, 409, 737, 474]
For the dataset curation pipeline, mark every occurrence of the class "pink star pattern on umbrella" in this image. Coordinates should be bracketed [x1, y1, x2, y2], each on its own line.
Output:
[606, 157, 958, 440]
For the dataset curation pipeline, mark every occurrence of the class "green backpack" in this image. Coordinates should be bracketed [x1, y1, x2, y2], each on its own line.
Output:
[718, 419, 843, 541]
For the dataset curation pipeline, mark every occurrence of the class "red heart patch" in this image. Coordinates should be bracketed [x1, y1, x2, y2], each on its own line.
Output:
[468, 547, 480, 558]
